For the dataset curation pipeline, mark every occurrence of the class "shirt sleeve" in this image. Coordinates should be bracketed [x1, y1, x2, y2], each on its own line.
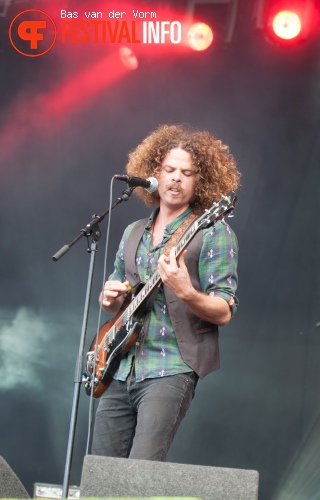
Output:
[108, 223, 135, 282]
[199, 220, 239, 316]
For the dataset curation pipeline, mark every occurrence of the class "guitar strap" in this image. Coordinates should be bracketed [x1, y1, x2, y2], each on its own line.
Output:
[162, 211, 198, 257]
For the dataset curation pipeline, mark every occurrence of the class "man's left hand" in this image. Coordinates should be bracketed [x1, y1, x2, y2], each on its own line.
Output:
[157, 247, 193, 300]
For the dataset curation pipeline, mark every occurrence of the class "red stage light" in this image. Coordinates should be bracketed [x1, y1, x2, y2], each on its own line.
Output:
[187, 22, 214, 51]
[0, 52, 128, 165]
[272, 10, 302, 39]
[119, 46, 138, 70]
[258, 0, 318, 45]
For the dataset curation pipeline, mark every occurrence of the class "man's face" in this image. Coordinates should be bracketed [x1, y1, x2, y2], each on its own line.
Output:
[158, 148, 198, 212]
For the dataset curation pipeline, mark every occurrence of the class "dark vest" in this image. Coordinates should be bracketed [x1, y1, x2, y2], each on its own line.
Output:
[123, 218, 220, 379]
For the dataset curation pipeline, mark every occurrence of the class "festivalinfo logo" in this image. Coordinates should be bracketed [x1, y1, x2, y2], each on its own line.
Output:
[8, 7, 182, 57]
[9, 9, 57, 57]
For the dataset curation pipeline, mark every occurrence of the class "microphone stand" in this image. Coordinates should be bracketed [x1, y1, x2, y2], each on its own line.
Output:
[52, 186, 135, 499]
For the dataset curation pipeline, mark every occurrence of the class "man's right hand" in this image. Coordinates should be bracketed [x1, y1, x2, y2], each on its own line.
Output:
[99, 280, 130, 314]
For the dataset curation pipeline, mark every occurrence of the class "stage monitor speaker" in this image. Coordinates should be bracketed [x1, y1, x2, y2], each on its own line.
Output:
[0, 456, 30, 498]
[80, 455, 259, 500]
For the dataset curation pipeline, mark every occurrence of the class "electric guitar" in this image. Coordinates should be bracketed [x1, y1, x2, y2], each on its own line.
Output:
[83, 191, 237, 398]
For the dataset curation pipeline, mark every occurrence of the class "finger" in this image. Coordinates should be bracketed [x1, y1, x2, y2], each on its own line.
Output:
[169, 247, 178, 268]
[99, 290, 116, 302]
[99, 292, 111, 306]
[158, 254, 170, 267]
[104, 290, 120, 298]
[103, 281, 129, 293]
[158, 254, 166, 264]
[177, 249, 187, 268]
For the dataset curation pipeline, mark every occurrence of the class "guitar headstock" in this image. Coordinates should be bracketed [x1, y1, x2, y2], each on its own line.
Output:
[199, 191, 237, 229]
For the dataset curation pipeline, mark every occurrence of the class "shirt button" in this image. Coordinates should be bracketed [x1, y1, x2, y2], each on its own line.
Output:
[145, 275, 149, 279]
[136, 341, 140, 346]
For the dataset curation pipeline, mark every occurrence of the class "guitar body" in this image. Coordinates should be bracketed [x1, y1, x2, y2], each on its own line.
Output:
[84, 283, 147, 398]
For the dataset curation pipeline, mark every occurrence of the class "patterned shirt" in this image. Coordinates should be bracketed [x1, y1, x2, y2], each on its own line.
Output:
[108, 207, 239, 382]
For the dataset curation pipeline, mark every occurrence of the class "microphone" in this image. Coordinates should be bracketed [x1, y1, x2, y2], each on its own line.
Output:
[114, 175, 158, 193]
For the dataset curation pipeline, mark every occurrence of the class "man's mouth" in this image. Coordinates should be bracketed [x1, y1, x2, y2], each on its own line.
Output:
[167, 185, 182, 195]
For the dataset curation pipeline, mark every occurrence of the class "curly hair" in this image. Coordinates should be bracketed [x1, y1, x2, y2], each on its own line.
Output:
[126, 124, 240, 212]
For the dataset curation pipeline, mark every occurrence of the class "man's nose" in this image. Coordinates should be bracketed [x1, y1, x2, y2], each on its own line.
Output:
[172, 169, 182, 181]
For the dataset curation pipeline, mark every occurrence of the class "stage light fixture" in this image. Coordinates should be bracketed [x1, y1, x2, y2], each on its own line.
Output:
[254, 0, 318, 45]
[185, 0, 238, 43]
[187, 22, 214, 50]
[119, 46, 138, 70]
[272, 10, 302, 40]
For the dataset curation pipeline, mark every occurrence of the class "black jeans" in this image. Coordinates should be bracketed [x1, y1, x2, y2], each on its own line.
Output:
[91, 371, 198, 461]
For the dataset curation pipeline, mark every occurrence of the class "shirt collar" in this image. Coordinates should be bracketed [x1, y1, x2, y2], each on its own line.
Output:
[145, 206, 193, 234]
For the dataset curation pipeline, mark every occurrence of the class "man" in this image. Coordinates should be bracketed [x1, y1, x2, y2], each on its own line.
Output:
[91, 124, 240, 461]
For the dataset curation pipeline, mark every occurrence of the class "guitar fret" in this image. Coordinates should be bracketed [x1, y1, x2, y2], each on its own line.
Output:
[110, 326, 115, 341]
[125, 271, 160, 318]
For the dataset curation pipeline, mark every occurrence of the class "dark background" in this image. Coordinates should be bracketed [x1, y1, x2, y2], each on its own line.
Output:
[0, 1, 320, 499]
